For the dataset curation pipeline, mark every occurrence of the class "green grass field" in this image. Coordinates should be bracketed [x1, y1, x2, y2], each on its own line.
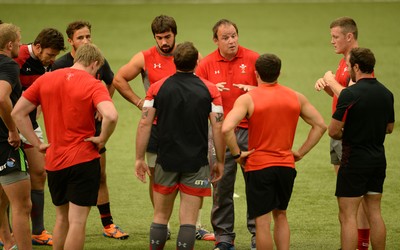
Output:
[1, 2, 400, 249]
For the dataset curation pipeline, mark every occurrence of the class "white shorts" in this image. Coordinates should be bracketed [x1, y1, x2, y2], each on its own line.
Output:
[20, 126, 44, 147]
[146, 152, 157, 168]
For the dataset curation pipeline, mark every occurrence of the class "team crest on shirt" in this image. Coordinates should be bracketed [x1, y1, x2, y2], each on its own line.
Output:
[239, 64, 247, 74]
[339, 66, 348, 77]
[154, 63, 161, 69]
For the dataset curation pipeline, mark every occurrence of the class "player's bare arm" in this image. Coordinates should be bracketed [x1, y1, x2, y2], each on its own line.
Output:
[210, 111, 225, 183]
[323, 71, 346, 96]
[295, 93, 327, 160]
[135, 106, 156, 182]
[113, 52, 145, 108]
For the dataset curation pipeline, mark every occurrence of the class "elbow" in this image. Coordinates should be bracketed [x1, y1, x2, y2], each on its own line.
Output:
[105, 111, 119, 125]
[112, 76, 122, 90]
[220, 123, 229, 137]
[10, 109, 19, 123]
[110, 112, 118, 124]
[328, 130, 341, 140]
[386, 123, 394, 134]
[321, 123, 328, 135]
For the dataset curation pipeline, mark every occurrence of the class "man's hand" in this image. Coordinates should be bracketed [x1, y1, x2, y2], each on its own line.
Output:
[94, 110, 103, 122]
[314, 77, 328, 91]
[84, 136, 105, 151]
[292, 150, 303, 162]
[236, 149, 255, 167]
[8, 130, 21, 148]
[37, 143, 50, 154]
[233, 84, 256, 92]
[135, 159, 151, 183]
[211, 162, 224, 184]
[216, 82, 230, 91]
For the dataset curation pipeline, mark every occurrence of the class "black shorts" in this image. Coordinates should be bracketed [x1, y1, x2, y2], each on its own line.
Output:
[246, 166, 297, 219]
[47, 158, 100, 206]
[146, 124, 158, 153]
[95, 120, 106, 154]
[335, 165, 386, 197]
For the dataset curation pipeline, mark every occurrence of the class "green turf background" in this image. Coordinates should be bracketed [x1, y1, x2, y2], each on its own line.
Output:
[1, 2, 399, 249]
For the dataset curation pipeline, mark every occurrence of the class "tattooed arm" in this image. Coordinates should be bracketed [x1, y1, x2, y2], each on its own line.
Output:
[135, 106, 156, 183]
[209, 110, 225, 183]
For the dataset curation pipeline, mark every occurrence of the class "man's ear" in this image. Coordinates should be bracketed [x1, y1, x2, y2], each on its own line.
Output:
[68, 38, 74, 47]
[6, 40, 13, 50]
[346, 32, 353, 42]
[34, 43, 42, 52]
[213, 37, 218, 45]
[353, 63, 359, 72]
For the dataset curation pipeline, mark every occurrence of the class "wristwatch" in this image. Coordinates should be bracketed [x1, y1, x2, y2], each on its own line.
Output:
[232, 151, 241, 159]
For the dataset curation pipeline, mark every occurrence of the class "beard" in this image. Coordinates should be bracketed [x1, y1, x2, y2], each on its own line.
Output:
[350, 68, 356, 82]
[159, 40, 175, 54]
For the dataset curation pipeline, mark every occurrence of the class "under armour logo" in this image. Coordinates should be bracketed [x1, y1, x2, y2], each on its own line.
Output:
[154, 63, 161, 69]
[214, 70, 220, 74]
[239, 64, 247, 74]
[26, 68, 31, 72]
[177, 242, 187, 248]
[151, 239, 160, 245]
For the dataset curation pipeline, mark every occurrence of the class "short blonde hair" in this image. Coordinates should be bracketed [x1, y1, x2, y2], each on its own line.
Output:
[73, 43, 104, 67]
[0, 23, 20, 50]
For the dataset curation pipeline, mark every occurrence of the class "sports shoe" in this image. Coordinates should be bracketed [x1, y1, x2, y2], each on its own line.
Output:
[214, 242, 235, 250]
[195, 227, 215, 241]
[103, 224, 129, 240]
[32, 230, 53, 246]
[250, 234, 256, 250]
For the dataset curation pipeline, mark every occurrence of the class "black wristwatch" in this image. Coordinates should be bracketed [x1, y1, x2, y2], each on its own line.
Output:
[232, 151, 241, 159]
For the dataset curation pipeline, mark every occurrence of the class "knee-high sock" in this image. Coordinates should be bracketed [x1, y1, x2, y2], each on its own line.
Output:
[97, 202, 113, 227]
[358, 228, 370, 250]
[177, 224, 196, 250]
[150, 223, 167, 250]
[31, 190, 45, 235]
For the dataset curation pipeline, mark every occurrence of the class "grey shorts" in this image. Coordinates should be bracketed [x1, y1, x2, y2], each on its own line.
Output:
[330, 138, 342, 165]
[153, 164, 211, 197]
[0, 171, 30, 186]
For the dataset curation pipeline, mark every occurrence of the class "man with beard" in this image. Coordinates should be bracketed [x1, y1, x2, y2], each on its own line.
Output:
[327, 47, 394, 250]
[52, 20, 128, 240]
[14, 27, 65, 246]
[113, 15, 213, 241]
[135, 41, 224, 250]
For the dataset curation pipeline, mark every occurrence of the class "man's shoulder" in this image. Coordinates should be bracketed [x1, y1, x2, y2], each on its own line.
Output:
[53, 52, 73, 70]
[14, 44, 31, 65]
[0, 55, 18, 68]
[142, 46, 157, 56]
[238, 46, 259, 58]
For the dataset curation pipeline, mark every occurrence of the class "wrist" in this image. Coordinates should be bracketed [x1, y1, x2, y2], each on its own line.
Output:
[232, 151, 241, 159]
[136, 98, 143, 107]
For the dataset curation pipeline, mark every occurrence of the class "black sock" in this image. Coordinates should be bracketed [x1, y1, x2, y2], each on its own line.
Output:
[150, 222, 167, 250]
[177, 224, 196, 250]
[31, 190, 45, 235]
[97, 202, 113, 227]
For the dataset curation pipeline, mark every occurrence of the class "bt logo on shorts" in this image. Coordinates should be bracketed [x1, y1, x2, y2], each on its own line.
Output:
[194, 178, 209, 186]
